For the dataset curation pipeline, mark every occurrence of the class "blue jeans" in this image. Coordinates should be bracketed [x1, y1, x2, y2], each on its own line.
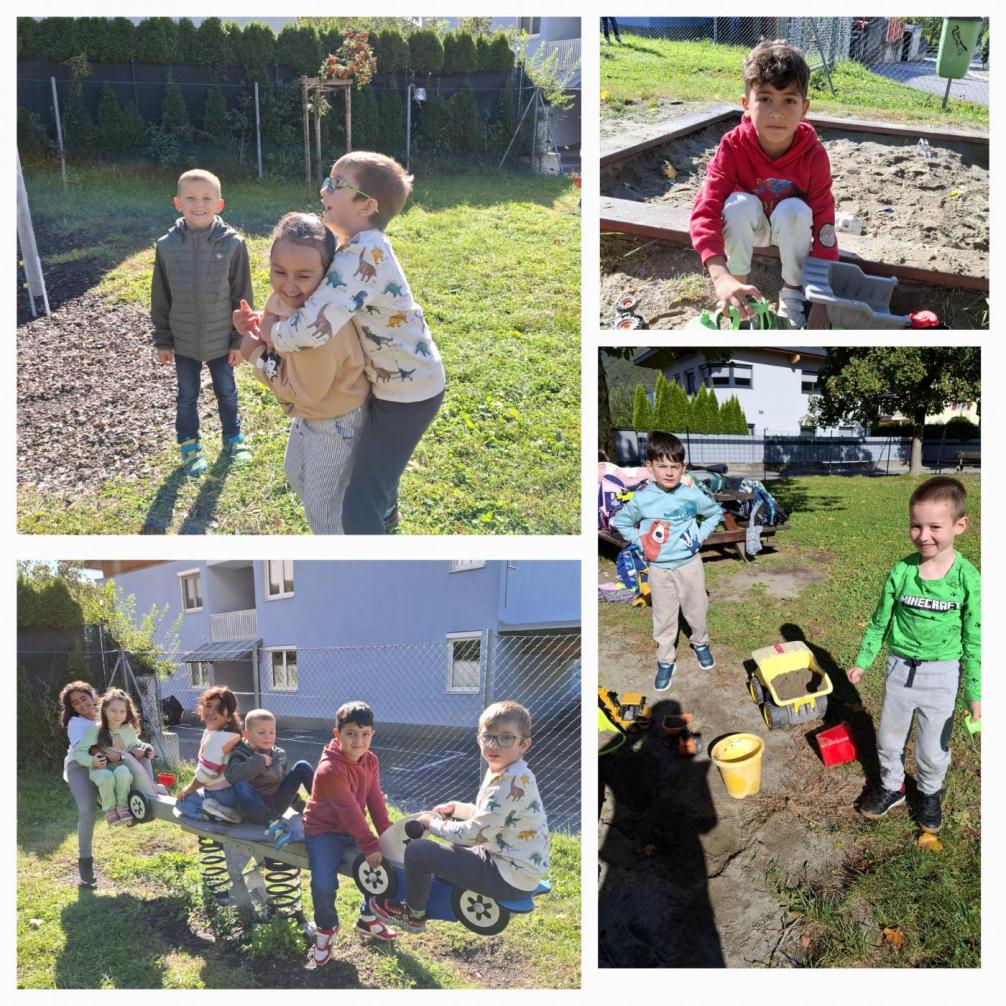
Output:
[174, 353, 241, 444]
[232, 762, 315, 824]
[175, 786, 241, 819]
[304, 831, 368, 930]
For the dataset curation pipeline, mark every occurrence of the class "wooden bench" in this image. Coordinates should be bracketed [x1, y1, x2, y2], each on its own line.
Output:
[955, 451, 981, 471]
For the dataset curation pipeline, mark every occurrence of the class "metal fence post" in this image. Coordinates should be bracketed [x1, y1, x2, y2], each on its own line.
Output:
[50, 76, 66, 188]
[254, 82, 263, 180]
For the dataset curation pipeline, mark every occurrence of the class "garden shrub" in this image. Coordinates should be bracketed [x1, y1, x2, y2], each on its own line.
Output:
[409, 29, 444, 75]
[451, 82, 482, 156]
[378, 84, 406, 157]
[276, 24, 321, 76]
[234, 22, 276, 84]
[95, 85, 128, 157]
[17, 17, 34, 60]
[195, 17, 232, 69]
[173, 18, 199, 63]
[17, 107, 50, 155]
[17, 667, 72, 772]
[201, 84, 229, 145]
[488, 32, 516, 72]
[160, 73, 191, 143]
[34, 18, 81, 64]
[450, 32, 479, 74]
[134, 17, 176, 64]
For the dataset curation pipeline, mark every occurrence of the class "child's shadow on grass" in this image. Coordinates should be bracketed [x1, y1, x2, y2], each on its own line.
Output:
[779, 622, 881, 793]
[55, 888, 204, 988]
[142, 456, 233, 535]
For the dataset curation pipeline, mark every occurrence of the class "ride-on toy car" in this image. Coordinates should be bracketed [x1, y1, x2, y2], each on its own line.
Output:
[350, 815, 551, 935]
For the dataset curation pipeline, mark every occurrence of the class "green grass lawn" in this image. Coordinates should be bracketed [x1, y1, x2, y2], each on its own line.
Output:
[600, 474, 981, 967]
[601, 38, 989, 128]
[17, 768, 580, 989]
[17, 165, 580, 535]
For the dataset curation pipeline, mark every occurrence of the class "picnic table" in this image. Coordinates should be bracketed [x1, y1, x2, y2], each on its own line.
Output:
[599, 490, 790, 563]
[955, 450, 981, 471]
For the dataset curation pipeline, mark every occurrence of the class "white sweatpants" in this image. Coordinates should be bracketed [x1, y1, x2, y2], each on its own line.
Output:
[722, 192, 813, 287]
[284, 405, 367, 535]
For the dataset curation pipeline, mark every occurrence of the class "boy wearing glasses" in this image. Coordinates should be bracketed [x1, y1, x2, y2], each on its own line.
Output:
[242, 151, 445, 534]
[371, 700, 549, 933]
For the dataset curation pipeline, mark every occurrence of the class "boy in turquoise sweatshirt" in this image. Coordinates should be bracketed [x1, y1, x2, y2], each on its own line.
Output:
[848, 476, 981, 834]
[612, 431, 724, 690]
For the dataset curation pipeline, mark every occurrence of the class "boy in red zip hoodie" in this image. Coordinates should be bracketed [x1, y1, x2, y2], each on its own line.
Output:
[303, 701, 398, 965]
[690, 39, 836, 329]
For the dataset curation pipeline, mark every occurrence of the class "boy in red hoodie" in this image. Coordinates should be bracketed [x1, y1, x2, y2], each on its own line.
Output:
[303, 701, 398, 965]
[690, 39, 836, 329]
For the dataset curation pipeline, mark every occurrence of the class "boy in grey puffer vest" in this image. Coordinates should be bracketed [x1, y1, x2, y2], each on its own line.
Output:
[151, 169, 254, 476]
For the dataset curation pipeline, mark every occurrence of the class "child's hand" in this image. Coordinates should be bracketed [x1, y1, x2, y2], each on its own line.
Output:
[261, 753, 272, 768]
[432, 802, 455, 817]
[233, 299, 261, 338]
[259, 313, 277, 349]
[416, 812, 435, 829]
[708, 261, 765, 320]
[847, 666, 865, 685]
[92, 752, 107, 768]
[806, 303, 830, 330]
[365, 850, 383, 869]
[222, 735, 241, 754]
[157, 349, 173, 365]
[239, 334, 261, 362]
[228, 349, 241, 366]
[969, 700, 982, 723]
[106, 750, 121, 763]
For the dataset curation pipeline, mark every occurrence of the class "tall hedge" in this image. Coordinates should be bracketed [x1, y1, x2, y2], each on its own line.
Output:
[105, 18, 137, 63]
[409, 29, 444, 75]
[378, 84, 406, 157]
[33, 18, 80, 63]
[195, 17, 232, 69]
[235, 22, 277, 84]
[488, 33, 515, 72]
[451, 82, 481, 154]
[276, 24, 321, 76]
[17, 17, 34, 60]
[135, 17, 176, 63]
[174, 18, 199, 63]
[444, 31, 478, 74]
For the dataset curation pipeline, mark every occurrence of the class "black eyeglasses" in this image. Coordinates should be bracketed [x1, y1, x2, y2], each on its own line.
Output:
[477, 732, 524, 749]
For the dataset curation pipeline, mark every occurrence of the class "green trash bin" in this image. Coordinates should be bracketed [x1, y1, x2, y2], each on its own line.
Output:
[936, 17, 983, 79]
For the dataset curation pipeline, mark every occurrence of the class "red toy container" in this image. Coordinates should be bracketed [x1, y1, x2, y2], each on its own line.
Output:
[816, 722, 857, 766]
[157, 772, 177, 789]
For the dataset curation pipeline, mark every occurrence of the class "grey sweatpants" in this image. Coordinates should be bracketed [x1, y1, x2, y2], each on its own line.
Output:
[403, 839, 530, 912]
[877, 654, 960, 795]
[284, 406, 366, 535]
[343, 390, 445, 534]
[649, 555, 710, 665]
[65, 758, 98, 858]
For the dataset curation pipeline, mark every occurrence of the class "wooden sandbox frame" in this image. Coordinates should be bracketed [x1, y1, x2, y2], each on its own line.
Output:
[600, 103, 989, 294]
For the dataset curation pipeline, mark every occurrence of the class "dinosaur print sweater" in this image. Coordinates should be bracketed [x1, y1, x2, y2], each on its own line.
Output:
[428, 759, 549, 891]
[690, 116, 839, 266]
[269, 228, 445, 404]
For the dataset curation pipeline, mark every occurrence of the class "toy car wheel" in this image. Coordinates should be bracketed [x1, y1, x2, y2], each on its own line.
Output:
[451, 888, 510, 936]
[748, 678, 765, 704]
[127, 788, 153, 823]
[813, 695, 828, 720]
[352, 853, 397, 899]
[762, 703, 789, 731]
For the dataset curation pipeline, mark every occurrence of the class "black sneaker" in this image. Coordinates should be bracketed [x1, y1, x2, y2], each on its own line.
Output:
[78, 857, 97, 887]
[859, 785, 906, 820]
[917, 790, 942, 833]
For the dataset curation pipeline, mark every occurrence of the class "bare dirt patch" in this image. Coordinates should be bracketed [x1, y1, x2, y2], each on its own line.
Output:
[715, 560, 829, 603]
[17, 290, 220, 498]
[598, 560, 862, 968]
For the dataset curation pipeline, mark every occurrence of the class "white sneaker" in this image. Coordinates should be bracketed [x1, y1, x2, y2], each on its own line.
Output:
[313, 926, 337, 966]
[201, 798, 242, 824]
[776, 287, 806, 328]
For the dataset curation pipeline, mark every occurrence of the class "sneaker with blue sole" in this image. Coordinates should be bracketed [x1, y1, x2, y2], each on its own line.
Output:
[692, 643, 715, 669]
[654, 662, 675, 691]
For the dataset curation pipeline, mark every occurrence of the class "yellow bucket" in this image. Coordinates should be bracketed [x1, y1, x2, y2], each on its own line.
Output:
[710, 733, 765, 799]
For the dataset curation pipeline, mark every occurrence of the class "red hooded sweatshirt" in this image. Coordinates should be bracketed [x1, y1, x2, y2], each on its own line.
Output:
[302, 734, 391, 854]
[690, 115, 839, 265]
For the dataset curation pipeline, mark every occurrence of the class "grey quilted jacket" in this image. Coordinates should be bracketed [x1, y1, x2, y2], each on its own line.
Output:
[150, 216, 253, 362]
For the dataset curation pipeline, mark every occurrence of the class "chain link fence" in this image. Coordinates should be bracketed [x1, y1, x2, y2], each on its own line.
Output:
[616, 428, 980, 480]
[19, 631, 582, 832]
[605, 16, 989, 107]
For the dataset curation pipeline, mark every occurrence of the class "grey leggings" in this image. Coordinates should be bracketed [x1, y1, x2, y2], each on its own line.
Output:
[403, 840, 529, 912]
[65, 758, 99, 859]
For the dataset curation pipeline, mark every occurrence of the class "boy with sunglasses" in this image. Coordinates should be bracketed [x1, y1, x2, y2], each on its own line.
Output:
[370, 701, 549, 933]
[237, 151, 445, 534]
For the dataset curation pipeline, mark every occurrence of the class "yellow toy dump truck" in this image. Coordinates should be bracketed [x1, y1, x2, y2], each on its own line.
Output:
[748, 640, 833, 730]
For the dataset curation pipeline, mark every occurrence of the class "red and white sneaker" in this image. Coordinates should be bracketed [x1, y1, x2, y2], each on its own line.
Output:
[355, 915, 400, 942]
[312, 926, 337, 967]
[370, 896, 427, 933]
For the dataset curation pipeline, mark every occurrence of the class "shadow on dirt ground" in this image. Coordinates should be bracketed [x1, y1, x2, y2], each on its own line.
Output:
[598, 555, 874, 967]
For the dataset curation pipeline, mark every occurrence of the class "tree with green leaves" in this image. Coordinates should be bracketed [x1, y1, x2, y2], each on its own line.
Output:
[276, 24, 321, 75]
[458, 17, 493, 35]
[134, 17, 176, 63]
[173, 18, 198, 63]
[810, 347, 981, 474]
[95, 85, 127, 156]
[666, 380, 691, 434]
[409, 29, 444, 75]
[232, 22, 276, 85]
[651, 373, 671, 432]
[631, 385, 654, 434]
[61, 56, 95, 157]
[201, 83, 229, 145]
[195, 17, 232, 69]
[34, 18, 81, 64]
